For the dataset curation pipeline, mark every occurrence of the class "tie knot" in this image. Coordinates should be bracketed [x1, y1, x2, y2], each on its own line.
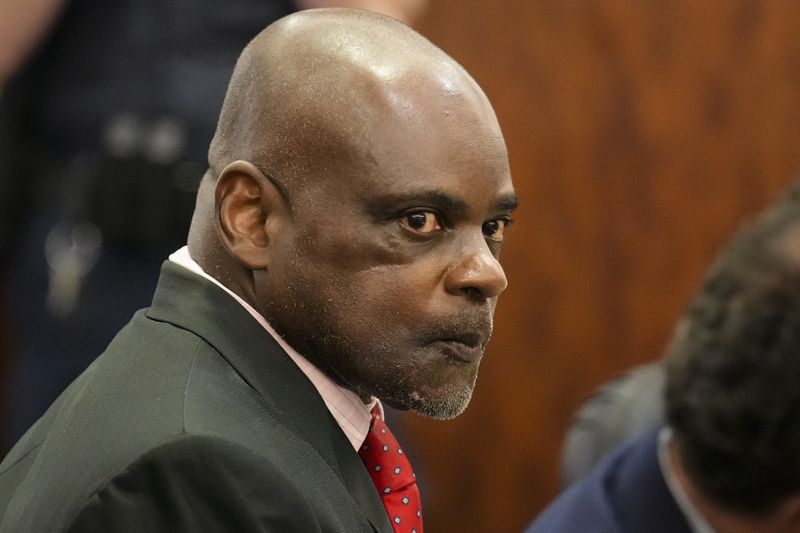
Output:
[361, 416, 407, 473]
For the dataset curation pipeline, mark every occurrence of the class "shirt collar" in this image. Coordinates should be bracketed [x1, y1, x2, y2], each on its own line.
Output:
[658, 427, 716, 533]
[168, 246, 380, 450]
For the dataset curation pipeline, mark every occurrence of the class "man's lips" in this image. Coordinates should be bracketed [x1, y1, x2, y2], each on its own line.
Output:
[430, 331, 486, 363]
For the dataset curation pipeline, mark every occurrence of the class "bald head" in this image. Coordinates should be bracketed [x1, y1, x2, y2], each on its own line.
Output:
[207, 8, 496, 194]
[191, 7, 508, 281]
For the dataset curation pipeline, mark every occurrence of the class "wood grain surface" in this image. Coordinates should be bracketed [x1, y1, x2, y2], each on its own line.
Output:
[402, 1, 800, 531]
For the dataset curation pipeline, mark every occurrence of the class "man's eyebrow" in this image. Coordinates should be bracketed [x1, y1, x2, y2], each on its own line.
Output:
[364, 190, 469, 217]
[363, 190, 518, 219]
[496, 194, 519, 213]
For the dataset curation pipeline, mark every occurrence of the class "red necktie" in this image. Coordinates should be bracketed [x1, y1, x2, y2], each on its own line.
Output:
[359, 407, 424, 533]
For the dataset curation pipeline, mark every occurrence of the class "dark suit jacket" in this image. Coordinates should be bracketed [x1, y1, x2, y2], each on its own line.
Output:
[0, 262, 392, 532]
[527, 429, 692, 533]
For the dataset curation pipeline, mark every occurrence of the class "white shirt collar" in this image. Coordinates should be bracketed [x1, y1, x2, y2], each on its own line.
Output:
[168, 246, 380, 451]
[658, 427, 716, 533]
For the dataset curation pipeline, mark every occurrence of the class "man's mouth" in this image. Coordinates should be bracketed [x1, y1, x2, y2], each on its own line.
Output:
[431, 332, 486, 363]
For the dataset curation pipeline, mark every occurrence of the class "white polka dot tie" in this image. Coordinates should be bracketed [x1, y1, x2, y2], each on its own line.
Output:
[359, 407, 423, 533]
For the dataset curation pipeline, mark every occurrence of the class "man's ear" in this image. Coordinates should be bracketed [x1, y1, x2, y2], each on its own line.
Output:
[215, 160, 286, 270]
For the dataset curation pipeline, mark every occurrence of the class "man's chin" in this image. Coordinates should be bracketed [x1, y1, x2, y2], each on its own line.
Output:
[355, 357, 480, 418]
[390, 384, 475, 420]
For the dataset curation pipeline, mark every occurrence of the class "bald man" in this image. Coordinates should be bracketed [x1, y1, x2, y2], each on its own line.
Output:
[0, 9, 516, 532]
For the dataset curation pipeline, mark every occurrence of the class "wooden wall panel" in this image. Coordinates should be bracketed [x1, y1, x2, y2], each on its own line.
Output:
[403, 1, 800, 531]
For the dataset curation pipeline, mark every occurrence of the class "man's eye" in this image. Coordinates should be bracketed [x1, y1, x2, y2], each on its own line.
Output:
[399, 211, 442, 234]
[483, 218, 510, 241]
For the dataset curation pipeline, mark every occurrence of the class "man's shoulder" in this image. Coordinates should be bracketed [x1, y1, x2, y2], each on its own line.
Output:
[70, 434, 311, 529]
[1, 432, 326, 533]
[65, 432, 381, 533]
[0, 311, 265, 530]
[0, 312, 199, 530]
[526, 451, 623, 533]
[0, 307, 379, 532]
[0, 264, 384, 532]
[0, 352, 359, 533]
[527, 429, 679, 533]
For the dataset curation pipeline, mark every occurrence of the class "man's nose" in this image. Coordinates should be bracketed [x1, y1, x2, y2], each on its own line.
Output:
[444, 238, 508, 299]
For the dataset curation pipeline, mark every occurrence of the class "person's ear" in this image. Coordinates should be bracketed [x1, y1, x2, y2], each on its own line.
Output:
[215, 160, 286, 270]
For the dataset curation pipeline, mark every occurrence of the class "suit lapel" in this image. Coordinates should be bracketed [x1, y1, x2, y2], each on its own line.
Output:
[146, 262, 390, 531]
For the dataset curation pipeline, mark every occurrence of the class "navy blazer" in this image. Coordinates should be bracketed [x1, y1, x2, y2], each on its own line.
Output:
[527, 429, 692, 533]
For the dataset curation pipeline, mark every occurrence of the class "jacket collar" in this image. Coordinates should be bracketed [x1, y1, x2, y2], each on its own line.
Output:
[607, 429, 693, 533]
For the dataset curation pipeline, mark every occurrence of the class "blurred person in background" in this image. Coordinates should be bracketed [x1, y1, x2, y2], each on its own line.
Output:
[0, 0, 425, 450]
[528, 182, 800, 533]
[560, 360, 665, 488]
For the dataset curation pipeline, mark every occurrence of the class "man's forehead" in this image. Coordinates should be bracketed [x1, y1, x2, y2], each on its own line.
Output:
[353, 102, 512, 211]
